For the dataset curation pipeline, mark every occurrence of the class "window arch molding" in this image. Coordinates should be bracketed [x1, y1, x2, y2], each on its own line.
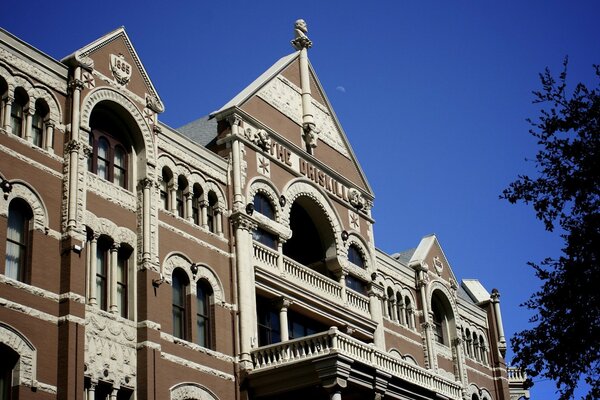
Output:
[0, 180, 48, 231]
[161, 253, 224, 303]
[170, 382, 219, 400]
[83, 211, 136, 246]
[466, 384, 493, 400]
[0, 322, 37, 389]
[80, 88, 156, 175]
[247, 178, 281, 221]
[30, 86, 61, 124]
[281, 179, 344, 257]
[203, 180, 227, 210]
[344, 234, 372, 271]
[428, 283, 460, 347]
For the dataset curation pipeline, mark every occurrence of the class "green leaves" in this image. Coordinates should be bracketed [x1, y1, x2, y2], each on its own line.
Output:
[502, 59, 600, 400]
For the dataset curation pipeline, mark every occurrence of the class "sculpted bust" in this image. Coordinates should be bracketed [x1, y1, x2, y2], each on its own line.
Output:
[291, 18, 313, 50]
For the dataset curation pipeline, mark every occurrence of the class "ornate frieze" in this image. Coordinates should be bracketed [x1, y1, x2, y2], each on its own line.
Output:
[84, 310, 137, 389]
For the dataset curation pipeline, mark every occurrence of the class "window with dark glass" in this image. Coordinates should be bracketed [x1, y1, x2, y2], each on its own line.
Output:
[252, 228, 278, 249]
[176, 176, 187, 218]
[0, 345, 19, 400]
[116, 246, 131, 319]
[5, 199, 32, 282]
[196, 279, 213, 348]
[432, 300, 446, 345]
[10, 89, 27, 137]
[348, 245, 365, 268]
[253, 193, 275, 219]
[207, 192, 218, 233]
[287, 311, 325, 340]
[89, 109, 130, 190]
[96, 237, 111, 311]
[32, 99, 48, 148]
[345, 275, 367, 296]
[252, 193, 278, 249]
[257, 298, 280, 346]
[404, 296, 413, 328]
[160, 168, 170, 210]
[172, 269, 189, 340]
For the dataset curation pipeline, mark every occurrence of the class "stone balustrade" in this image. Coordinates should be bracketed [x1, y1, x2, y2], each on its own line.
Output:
[250, 327, 463, 400]
[253, 241, 369, 317]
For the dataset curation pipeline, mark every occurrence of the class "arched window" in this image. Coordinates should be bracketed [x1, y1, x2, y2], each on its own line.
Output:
[5, 199, 33, 282]
[386, 287, 395, 319]
[472, 394, 480, 400]
[117, 245, 132, 319]
[252, 193, 277, 248]
[192, 184, 203, 225]
[345, 275, 367, 295]
[172, 269, 189, 340]
[473, 335, 480, 361]
[0, 78, 8, 128]
[0, 344, 19, 400]
[32, 99, 49, 148]
[196, 279, 213, 348]
[431, 297, 448, 345]
[396, 292, 404, 323]
[96, 236, 112, 311]
[253, 193, 275, 219]
[176, 176, 187, 218]
[160, 168, 172, 210]
[89, 108, 131, 190]
[404, 296, 413, 329]
[10, 88, 27, 137]
[348, 244, 365, 268]
[479, 334, 488, 364]
[207, 191, 218, 233]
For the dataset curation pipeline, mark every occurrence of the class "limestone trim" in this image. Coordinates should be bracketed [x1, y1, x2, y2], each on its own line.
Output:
[160, 332, 235, 363]
[170, 383, 220, 400]
[157, 221, 230, 257]
[80, 87, 156, 167]
[466, 383, 493, 400]
[0, 51, 68, 94]
[0, 296, 58, 324]
[345, 233, 373, 273]
[161, 352, 235, 381]
[0, 275, 59, 301]
[84, 211, 137, 246]
[0, 322, 37, 388]
[281, 178, 343, 256]
[428, 280, 461, 328]
[0, 180, 49, 231]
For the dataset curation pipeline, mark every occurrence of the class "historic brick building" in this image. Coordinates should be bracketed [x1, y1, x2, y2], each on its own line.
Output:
[0, 20, 529, 400]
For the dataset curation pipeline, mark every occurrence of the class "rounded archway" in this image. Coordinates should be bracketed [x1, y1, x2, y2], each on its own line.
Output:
[283, 196, 337, 277]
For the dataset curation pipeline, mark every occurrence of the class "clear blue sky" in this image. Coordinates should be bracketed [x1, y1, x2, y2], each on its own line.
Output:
[2, 1, 599, 398]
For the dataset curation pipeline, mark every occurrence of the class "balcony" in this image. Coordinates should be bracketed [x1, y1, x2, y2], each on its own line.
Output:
[507, 367, 531, 400]
[253, 241, 370, 317]
[249, 327, 463, 400]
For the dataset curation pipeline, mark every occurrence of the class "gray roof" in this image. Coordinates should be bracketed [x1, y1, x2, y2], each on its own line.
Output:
[457, 284, 477, 305]
[391, 248, 416, 265]
[177, 115, 218, 147]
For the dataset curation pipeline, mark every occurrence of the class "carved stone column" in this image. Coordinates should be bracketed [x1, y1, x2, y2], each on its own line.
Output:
[416, 269, 434, 369]
[88, 233, 99, 306]
[228, 115, 244, 211]
[66, 72, 84, 232]
[215, 206, 223, 236]
[24, 106, 34, 141]
[200, 199, 209, 230]
[453, 336, 468, 388]
[139, 178, 153, 264]
[491, 289, 507, 357]
[185, 193, 193, 222]
[168, 182, 177, 214]
[278, 297, 292, 342]
[110, 388, 118, 400]
[109, 243, 120, 314]
[87, 382, 96, 400]
[3, 96, 13, 132]
[367, 278, 386, 350]
[45, 121, 55, 153]
[231, 211, 258, 369]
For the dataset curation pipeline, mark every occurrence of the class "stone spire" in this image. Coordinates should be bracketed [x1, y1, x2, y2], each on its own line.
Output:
[291, 19, 319, 152]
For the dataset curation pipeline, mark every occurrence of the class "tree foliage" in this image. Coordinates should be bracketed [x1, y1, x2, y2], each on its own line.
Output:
[501, 59, 600, 400]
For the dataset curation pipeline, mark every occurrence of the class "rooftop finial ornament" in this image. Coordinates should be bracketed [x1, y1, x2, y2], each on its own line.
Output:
[291, 19, 312, 50]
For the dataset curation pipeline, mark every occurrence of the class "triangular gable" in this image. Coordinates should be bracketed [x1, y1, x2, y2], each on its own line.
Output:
[211, 52, 372, 195]
[63, 27, 164, 111]
[409, 234, 458, 284]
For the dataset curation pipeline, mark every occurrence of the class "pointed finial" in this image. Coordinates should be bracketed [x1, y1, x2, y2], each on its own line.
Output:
[291, 19, 312, 50]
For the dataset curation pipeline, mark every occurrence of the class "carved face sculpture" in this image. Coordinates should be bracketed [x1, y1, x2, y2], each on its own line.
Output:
[295, 19, 308, 34]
